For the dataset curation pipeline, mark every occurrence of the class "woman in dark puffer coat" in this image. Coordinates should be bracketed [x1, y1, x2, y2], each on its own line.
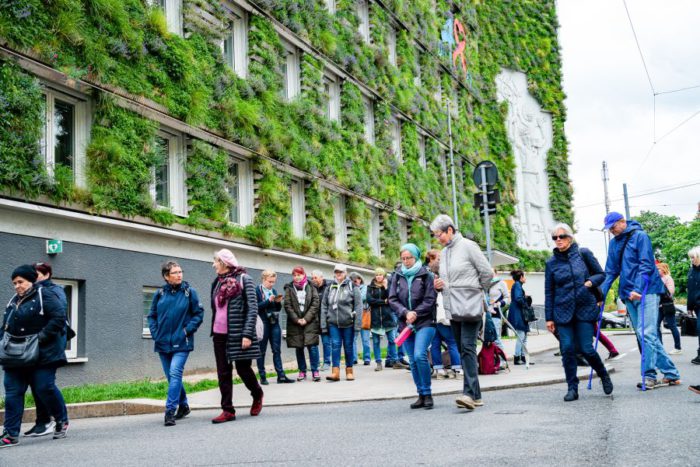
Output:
[545, 223, 613, 402]
[283, 266, 321, 382]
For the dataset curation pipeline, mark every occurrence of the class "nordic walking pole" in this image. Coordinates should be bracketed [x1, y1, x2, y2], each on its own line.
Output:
[495, 298, 530, 370]
[587, 302, 606, 390]
[639, 276, 650, 391]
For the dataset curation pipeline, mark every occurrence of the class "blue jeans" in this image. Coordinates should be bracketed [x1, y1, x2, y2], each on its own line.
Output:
[354, 329, 372, 362]
[257, 318, 284, 378]
[514, 330, 527, 357]
[657, 311, 681, 350]
[329, 325, 355, 367]
[32, 380, 68, 424]
[3, 367, 65, 437]
[371, 328, 397, 364]
[430, 323, 461, 369]
[321, 332, 331, 365]
[159, 351, 189, 413]
[625, 295, 680, 381]
[558, 320, 608, 391]
[296, 345, 320, 372]
[404, 326, 436, 396]
[492, 317, 505, 350]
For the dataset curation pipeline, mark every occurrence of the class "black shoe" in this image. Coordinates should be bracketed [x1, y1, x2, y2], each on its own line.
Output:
[277, 375, 295, 384]
[175, 404, 191, 420]
[260, 378, 269, 385]
[423, 395, 434, 410]
[363, 361, 370, 366]
[53, 420, 69, 438]
[563, 389, 579, 402]
[164, 411, 176, 427]
[514, 356, 523, 365]
[410, 395, 425, 409]
[691, 352, 700, 365]
[601, 374, 614, 395]
[23, 421, 55, 437]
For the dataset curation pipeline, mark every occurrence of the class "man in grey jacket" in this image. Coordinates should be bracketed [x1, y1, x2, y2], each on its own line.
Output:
[431, 214, 493, 411]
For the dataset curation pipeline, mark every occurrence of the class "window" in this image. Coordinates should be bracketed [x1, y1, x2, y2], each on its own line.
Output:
[325, 0, 336, 14]
[154, 0, 182, 36]
[438, 149, 448, 180]
[387, 25, 397, 66]
[324, 73, 341, 122]
[151, 130, 187, 216]
[390, 116, 402, 163]
[357, 0, 370, 43]
[333, 195, 347, 251]
[281, 42, 300, 100]
[54, 280, 79, 359]
[227, 157, 253, 225]
[40, 88, 89, 187]
[221, 5, 248, 78]
[414, 54, 422, 87]
[398, 217, 408, 246]
[363, 95, 375, 144]
[142, 287, 160, 338]
[369, 207, 381, 257]
[291, 179, 305, 238]
[418, 132, 427, 169]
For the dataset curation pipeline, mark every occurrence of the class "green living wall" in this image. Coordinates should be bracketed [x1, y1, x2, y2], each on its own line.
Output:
[0, 0, 570, 270]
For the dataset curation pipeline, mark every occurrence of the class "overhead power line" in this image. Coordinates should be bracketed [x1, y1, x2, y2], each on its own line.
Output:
[574, 180, 700, 209]
[655, 83, 700, 96]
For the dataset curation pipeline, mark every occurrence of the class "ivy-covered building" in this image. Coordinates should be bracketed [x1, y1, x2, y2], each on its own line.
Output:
[0, 1, 571, 384]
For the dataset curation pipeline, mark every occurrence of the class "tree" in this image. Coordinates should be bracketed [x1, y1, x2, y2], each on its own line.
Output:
[663, 219, 700, 296]
[635, 211, 681, 253]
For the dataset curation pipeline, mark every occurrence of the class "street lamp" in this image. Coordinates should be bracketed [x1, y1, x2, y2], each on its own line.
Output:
[589, 227, 608, 257]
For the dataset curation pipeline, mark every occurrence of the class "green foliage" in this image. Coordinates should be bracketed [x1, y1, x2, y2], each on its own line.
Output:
[186, 140, 231, 223]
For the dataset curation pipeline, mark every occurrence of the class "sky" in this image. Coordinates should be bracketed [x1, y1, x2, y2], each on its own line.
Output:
[556, 0, 700, 261]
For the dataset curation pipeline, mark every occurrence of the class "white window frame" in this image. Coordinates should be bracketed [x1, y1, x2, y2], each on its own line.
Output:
[398, 217, 408, 246]
[391, 116, 402, 163]
[333, 195, 347, 251]
[220, 3, 248, 79]
[281, 41, 300, 101]
[387, 24, 397, 66]
[418, 132, 427, 169]
[142, 286, 160, 338]
[227, 156, 254, 226]
[325, 0, 336, 14]
[154, 0, 183, 36]
[324, 72, 341, 123]
[54, 279, 79, 359]
[357, 0, 370, 43]
[363, 94, 375, 144]
[291, 179, 306, 238]
[41, 87, 90, 188]
[150, 129, 187, 217]
[369, 207, 381, 257]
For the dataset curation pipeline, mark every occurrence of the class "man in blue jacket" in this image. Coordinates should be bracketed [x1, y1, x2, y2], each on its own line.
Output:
[600, 212, 680, 389]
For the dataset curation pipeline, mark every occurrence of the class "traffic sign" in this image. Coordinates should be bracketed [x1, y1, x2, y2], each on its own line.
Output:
[47, 239, 63, 255]
[472, 161, 498, 187]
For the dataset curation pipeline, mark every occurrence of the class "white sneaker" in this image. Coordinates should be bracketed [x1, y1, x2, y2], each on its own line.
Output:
[439, 369, 450, 379]
[669, 349, 683, 355]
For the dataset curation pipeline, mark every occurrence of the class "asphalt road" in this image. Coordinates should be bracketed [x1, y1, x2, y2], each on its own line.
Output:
[2, 334, 699, 466]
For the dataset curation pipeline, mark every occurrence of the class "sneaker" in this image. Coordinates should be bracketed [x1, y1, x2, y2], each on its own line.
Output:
[175, 404, 191, 420]
[53, 420, 70, 438]
[393, 361, 409, 370]
[375, 362, 383, 372]
[662, 378, 682, 386]
[669, 349, 683, 355]
[0, 431, 18, 448]
[363, 360, 371, 366]
[312, 370, 321, 381]
[689, 385, 700, 395]
[637, 379, 659, 390]
[691, 354, 700, 365]
[438, 369, 450, 379]
[250, 396, 263, 416]
[473, 399, 484, 407]
[564, 389, 579, 402]
[455, 395, 476, 410]
[448, 369, 458, 379]
[211, 410, 236, 424]
[319, 363, 329, 372]
[454, 369, 464, 379]
[601, 374, 614, 395]
[297, 371, 307, 382]
[24, 421, 55, 437]
[431, 368, 438, 378]
[606, 351, 620, 360]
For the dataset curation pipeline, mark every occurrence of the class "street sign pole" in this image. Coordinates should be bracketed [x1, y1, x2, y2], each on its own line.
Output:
[480, 164, 493, 264]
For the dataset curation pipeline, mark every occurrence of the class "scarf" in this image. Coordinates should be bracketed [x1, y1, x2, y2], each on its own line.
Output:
[401, 260, 423, 310]
[215, 266, 247, 307]
[293, 275, 308, 291]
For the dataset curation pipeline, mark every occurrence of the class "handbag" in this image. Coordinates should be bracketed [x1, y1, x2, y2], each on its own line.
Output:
[522, 302, 538, 322]
[447, 286, 486, 323]
[659, 287, 676, 316]
[361, 309, 371, 330]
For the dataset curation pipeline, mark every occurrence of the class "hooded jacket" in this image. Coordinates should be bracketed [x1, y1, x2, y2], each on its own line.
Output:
[388, 266, 436, 331]
[320, 278, 362, 331]
[148, 281, 204, 353]
[601, 221, 664, 299]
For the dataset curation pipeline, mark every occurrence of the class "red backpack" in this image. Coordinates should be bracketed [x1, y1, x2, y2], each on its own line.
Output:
[478, 342, 508, 375]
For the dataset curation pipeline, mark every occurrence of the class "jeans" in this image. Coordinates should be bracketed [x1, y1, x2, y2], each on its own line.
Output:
[625, 295, 680, 381]
[404, 326, 436, 396]
[329, 325, 354, 367]
[296, 345, 320, 372]
[491, 317, 505, 350]
[213, 333, 262, 413]
[321, 332, 331, 365]
[451, 321, 482, 400]
[257, 318, 284, 379]
[514, 330, 527, 357]
[354, 329, 372, 362]
[657, 311, 681, 350]
[371, 328, 398, 364]
[32, 380, 68, 425]
[159, 351, 189, 413]
[3, 367, 65, 437]
[558, 320, 608, 391]
[430, 323, 461, 369]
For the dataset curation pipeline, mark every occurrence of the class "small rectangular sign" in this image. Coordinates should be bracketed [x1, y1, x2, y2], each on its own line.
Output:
[47, 239, 63, 255]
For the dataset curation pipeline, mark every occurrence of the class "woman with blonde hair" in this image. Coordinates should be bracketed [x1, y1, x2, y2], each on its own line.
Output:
[656, 262, 681, 355]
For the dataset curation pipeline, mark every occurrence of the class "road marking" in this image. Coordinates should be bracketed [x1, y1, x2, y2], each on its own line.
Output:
[629, 347, 638, 352]
[609, 353, 627, 361]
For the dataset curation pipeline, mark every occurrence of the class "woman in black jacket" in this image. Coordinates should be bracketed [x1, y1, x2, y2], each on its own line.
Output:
[367, 267, 398, 371]
[283, 266, 321, 382]
[688, 246, 700, 365]
[1, 265, 68, 448]
[544, 223, 613, 402]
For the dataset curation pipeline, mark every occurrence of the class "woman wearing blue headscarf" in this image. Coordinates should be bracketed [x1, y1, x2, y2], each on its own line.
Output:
[389, 243, 437, 409]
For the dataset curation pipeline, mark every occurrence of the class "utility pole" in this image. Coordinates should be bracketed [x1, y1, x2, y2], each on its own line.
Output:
[623, 183, 631, 219]
[601, 161, 611, 244]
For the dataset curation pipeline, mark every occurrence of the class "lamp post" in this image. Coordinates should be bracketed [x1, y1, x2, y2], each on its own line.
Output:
[589, 227, 608, 257]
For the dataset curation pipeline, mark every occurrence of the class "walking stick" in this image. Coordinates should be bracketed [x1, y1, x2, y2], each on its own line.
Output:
[494, 296, 531, 370]
[587, 302, 606, 390]
[639, 276, 650, 391]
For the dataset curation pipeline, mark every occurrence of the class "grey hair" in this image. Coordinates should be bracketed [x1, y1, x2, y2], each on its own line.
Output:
[430, 214, 456, 234]
[551, 223, 575, 242]
[689, 246, 700, 262]
[311, 269, 324, 278]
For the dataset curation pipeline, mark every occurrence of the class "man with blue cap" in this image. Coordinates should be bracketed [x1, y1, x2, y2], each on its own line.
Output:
[600, 212, 680, 390]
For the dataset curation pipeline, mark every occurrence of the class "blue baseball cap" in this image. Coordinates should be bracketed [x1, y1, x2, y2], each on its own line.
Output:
[603, 211, 624, 230]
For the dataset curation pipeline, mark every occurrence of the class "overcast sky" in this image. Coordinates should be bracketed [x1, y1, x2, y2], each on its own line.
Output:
[556, 0, 700, 261]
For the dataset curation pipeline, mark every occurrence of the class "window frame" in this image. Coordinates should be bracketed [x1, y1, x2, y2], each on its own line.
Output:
[53, 279, 80, 360]
[398, 217, 408, 246]
[357, 0, 370, 43]
[281, 41, 301, 101]
[290, 178, 306, 239]
[153, 0, 183, 36]
[390, 116, 402, 163]
[150, 129, 187, 217]
[333, 195, 347, 251]
[325, 0, 336, 14]
[220, 3, 248, 78]
[324, 72, 341, 123]
[418, 132, 427, 169]
[227, 156, 253, 226]
[362, 94, 375, 144]
[387, 24, 397, 66]
[369, 207, 381, 257]
[142, 286, 160, 338]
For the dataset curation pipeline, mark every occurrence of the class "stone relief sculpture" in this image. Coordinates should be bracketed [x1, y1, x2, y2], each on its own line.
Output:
[495, 69, 555, 250]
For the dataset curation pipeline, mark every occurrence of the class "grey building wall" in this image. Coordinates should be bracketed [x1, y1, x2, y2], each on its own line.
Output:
[0, 232, 299, 392]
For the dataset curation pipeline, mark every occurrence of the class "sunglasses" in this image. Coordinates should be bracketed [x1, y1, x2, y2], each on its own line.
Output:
[551, 234, 570, 241]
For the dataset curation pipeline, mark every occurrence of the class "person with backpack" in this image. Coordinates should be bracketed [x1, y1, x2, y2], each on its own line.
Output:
[601, 212, 680, 389]
[389, 244, 437, 409]
[544, 223, 613, 402]
[148, 261, 204, 426]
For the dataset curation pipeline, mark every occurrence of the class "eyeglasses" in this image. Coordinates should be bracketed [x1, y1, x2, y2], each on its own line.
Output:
[551, 235, 570, 241]
[400, 256, 414, 261]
